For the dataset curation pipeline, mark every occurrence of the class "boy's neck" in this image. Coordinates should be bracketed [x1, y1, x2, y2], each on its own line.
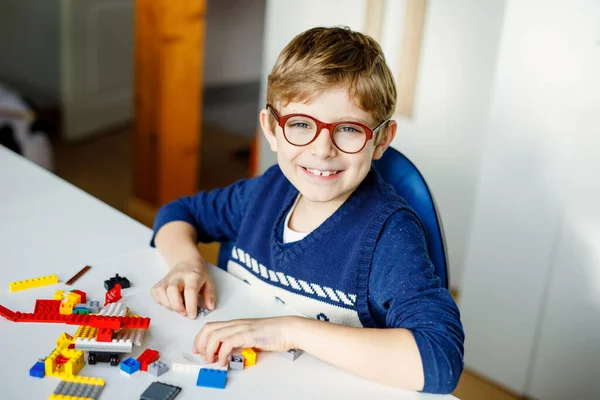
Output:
[288, 193, 351, 233]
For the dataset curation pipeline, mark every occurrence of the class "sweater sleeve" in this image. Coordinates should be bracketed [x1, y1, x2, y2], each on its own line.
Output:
[150, 175, 262, 247]
[368, 207, 464, 394]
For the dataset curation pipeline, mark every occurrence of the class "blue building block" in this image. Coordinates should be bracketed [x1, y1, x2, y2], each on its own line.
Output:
[120, 357, 140, 374]
[196, 368, 227, 389]
[29, 361, 45, 378]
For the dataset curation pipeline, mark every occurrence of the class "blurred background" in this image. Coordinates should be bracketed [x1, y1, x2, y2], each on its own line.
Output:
[0, 1, 598, 399]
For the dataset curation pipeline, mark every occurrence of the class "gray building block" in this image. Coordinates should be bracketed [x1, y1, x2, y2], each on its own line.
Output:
[140, 382, 181, 400]
[148, 360, 169, 377]
[282, 348, 304, 361]
[229, 354, 244, 370]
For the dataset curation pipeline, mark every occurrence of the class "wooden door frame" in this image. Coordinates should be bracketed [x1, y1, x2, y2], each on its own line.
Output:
[126, 0, 205, 223]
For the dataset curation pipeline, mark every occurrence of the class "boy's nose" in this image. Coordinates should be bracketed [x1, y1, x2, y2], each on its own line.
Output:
[309, 128, 337, 159]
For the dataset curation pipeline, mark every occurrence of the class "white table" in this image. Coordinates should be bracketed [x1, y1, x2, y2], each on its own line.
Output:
[0, 146, 457, 399]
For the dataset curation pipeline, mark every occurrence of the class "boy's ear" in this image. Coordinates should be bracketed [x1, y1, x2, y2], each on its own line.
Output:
[372, 120, 397, 160]
[259, 109, 278, 152]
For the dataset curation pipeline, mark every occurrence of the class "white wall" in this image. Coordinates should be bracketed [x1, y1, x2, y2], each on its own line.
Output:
[257, 0, 506, 289]
[0, 0, 60, 106]
[459, 0, 600, 394]
[204, 0, 266, 86]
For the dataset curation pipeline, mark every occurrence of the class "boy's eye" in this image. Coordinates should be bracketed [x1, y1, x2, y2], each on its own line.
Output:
[337, 125, 363, 133]
[287, 120, 314, 130]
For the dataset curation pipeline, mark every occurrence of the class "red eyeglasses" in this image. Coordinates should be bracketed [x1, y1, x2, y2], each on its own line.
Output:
[267, 104, 389, 154]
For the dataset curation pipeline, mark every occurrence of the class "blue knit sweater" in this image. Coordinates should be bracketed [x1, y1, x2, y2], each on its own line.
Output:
[152, 165, 464, 394]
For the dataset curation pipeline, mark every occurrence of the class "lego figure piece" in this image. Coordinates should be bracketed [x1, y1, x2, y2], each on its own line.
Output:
[140, 382, 181, 400]
[29, 361, 45, 378]
[196, 368, 227, 389]
[241, 348, 256, 367]
[104, 274, 130, 291]
[65, 265, 91, 286]
[120, 357, 141, 374]
[229, 354, 244, 370]
[148, 360, 169, 377]
[9, 274, 58, 292]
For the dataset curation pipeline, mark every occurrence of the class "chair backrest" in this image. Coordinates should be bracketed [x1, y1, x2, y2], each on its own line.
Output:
[218, 147, 449, 289]
[372, 147, 449, 288]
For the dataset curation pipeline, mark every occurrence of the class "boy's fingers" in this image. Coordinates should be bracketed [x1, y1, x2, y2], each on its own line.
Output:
[184, 285, 199, 318]
[166, 285, 184, 313]
[202, 278, 217, 310]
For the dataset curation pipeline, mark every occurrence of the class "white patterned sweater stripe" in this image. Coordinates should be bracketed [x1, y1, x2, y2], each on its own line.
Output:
[228, 246, 361, 327]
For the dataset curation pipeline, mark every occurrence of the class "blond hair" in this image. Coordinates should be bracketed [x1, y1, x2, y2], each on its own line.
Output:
[267, 26, 396, 128]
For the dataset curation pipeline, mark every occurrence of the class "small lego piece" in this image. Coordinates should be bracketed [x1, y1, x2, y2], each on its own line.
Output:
[96, 328, 113, 342]
[9, 274, 58, 292]
[148, 360, 169, 377]
[54, 290, 64, 300]
[87, 351, 120, 366]
[51, 376, 105, 400]
[104, 274, 131, 291]
[229, 354, 244, 370]
[86, 301, 100, 314]
[71, 289, 87, 303]
[59, 301, 74, 315]
[65, 265, 91, 286]
[138, 348, 160, 371]
[196, 368, 227, 389]
[66, 292, 82, 305]
[198, 307, 211, 317]
[34, 299, 61, 314]
[104, 284, 122, 306]
[241, 348, 256, 367]
[282, 348, 304, 361]
[120, 357, 141, 374]
[140, 382, 181, 400]
[29, 361, 45, 378]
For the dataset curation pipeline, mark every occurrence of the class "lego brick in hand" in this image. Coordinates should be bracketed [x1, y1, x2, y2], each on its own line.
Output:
[104, 284, 122, 306]
[140, 382, 182, 400]
[229, 354, 244, 370]
[9, 274, 58, 292]
[65, 265, 91, 286]
[148, 360, 169, 377]
[241, 348, 256, 367]
[196, 368, 227, 389]
[120, 357, 141, 374]
[104, 274, 130, 291]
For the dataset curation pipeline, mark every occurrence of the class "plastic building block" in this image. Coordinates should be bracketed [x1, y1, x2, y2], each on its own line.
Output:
[65, 265, 91, 286]
[196, 368, 227, 389]
[54, 290, 64, 300]
[9, 274, 58, 292]
[104, 284, 122, 306]
[29, 361, 45, 378]
[34, 299, 61, 314]
[87, 351, 120, 366]
[148, 360, 169, 377]
[86, 301, 100, 314]
[104, 274, 130, 291]
[138, 349, 160, 371]
[282, 348, 304, 361]
[73, 306, 90, 315]
[50, 376, 105, 400]
[96, 328, 113, 342]
[45, 347, 85, 377]
[74, 337, 133, 353]
[229, 354, 244, 370]
[140, 382, 182, 400]
[60, 302, 74, 315]
[71, 290, 87, 303]
[74, 325, 98, 340]
[120, 357, 141, 374]
[241, 348, 256, 367]
[0, 304, 17, 321]
[56, 332, 74, 349]
[198, 307, 211, 317]
[66, 292, 82, 305]
[114, 327, 146, 346]
[98, 302, 127, 317]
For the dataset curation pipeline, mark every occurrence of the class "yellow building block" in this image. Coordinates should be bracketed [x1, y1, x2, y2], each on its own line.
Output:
[74, 325, 97, 340]
[54, 290, 64, 300]
[45, 348, 84, 377]
[66, 292, 82, 304]
[9, 274, 58, 292]
[241, 348, 256, 367]
[56, 332, 74, 349]
[59, 375, 105, 385]
[60, 301, 74, 315]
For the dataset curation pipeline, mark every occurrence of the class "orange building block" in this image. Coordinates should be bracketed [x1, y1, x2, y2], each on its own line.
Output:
[241, 348, 256, 367]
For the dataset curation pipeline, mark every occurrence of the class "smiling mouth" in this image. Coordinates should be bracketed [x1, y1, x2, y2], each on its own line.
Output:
[301, 166, 341, 177]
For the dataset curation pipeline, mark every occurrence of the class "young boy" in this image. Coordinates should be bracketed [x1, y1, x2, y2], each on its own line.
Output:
[150, 26, 464, 394]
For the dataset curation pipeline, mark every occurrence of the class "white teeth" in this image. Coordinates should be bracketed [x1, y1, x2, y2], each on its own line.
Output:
[306, 168, 338, 176]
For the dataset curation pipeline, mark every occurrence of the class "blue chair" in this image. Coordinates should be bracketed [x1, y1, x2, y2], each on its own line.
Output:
[218, 147, 449, 289]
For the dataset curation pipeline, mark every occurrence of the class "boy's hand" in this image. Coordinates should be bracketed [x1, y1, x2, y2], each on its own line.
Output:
[192, 316, 299, 365]
[151, 261, 216, 319]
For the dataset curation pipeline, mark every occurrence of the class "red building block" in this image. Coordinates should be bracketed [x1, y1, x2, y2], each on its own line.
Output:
[96, 328, 114, 342]
[137, 349, 159, 371]
[33, 299, 61, 314]
[104, 284, 121, 306]
[71, 290, 87, 303]
[0, 304, 17, 321]
[121, 316, 151, 330]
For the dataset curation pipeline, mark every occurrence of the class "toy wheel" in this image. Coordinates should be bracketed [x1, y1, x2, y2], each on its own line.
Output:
[110, 355, 119, 366]
[88, 353, 96, 365]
